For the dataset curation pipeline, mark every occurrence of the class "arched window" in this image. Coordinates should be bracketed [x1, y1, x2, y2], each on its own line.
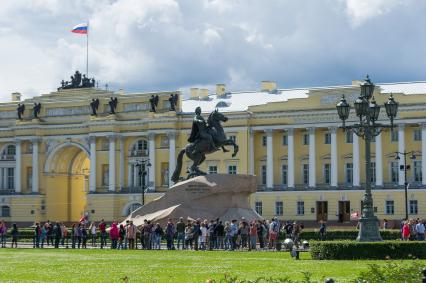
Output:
[130, 139, 148, 157]
[1, 205, 10, 217]
[126, 203, 142, 216]
[1, 144, 15, 160]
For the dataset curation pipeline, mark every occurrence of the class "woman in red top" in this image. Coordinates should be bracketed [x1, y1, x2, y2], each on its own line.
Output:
[109, 222, 119, 249]
[402, 221, 410, 241]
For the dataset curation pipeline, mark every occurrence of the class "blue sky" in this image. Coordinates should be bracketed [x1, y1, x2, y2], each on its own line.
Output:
[0, 0, 425, 100]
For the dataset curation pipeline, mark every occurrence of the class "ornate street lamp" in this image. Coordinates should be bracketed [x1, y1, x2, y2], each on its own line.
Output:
[336, 75, 398, 242]
[394, 151, 416, 221]
[135, 159, 151, 206]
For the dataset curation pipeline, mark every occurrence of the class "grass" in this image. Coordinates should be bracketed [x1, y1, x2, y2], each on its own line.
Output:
[0, 249, 424, 282]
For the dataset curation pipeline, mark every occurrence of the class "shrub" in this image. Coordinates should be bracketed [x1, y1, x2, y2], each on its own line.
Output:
[352, 260, 424, 283]
[280, 230, 401, 241]
[310, 240, 426, 260]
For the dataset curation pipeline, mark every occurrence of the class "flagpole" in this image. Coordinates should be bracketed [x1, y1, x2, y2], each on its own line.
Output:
[86, 21, 89, 77]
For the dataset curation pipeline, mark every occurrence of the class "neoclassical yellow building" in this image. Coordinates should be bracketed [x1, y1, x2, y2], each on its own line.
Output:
[1, 78, 426, 224]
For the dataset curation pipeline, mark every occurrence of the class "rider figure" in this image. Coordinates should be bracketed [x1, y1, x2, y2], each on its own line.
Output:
[188, 107, 216, 152]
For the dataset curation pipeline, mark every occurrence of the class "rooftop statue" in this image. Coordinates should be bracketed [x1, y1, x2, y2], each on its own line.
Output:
[17, 103, 25, 120]
[169, 93, 178, 111]
[58, 71, 96, 91]
[90, 98, 100, 116]
[109, 97, 118, 114]
[171, 107, 239, 182]
[33, 103, 41, 119]
[149, 94, 159, 112]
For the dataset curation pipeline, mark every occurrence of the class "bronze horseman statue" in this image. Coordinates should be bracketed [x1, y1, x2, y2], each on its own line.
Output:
[171, 107, 239, 182]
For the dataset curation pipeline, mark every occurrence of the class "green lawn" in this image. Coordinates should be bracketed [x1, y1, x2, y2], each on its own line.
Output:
[0, 249, 423, 282]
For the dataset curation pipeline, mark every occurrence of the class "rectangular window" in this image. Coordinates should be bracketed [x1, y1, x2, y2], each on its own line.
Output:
[281, 164, 287, 185]
[1, 206, 10, 217]
[229, 135, 237, 143]
[409, 200, 418, 215]
[302, 164, 309, 185]
[255, 201, 263, 215]
[371, 162, 376, 183]
[324, 133, 331, 144]
[345, 163, 353, 184]
[414, 161, 422, 182]
[345, 131, 353, 143]
[297, 201, 305, 215]
[208, 165, 218, 174]
[385, 200, 395, 215]
[228, 165, 237, 175]
[275, 201, 283, 216]
[323, 163, 331, 184]
[391, 130, 398, 142]
[282, 134, 288, 146]
[303, 134, 309, 145]
[102, 164, 109, 186]
[390, 161, 399, 183]
[262, 136, 267, 146]
[413, 129, 422, 141]
[27, 167, 33, 190]
[7, 168, 14, 189]
[261, 165, 267, 185]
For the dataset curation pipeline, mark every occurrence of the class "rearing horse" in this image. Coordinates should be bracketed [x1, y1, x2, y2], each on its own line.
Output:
[171, 109, 239, 182]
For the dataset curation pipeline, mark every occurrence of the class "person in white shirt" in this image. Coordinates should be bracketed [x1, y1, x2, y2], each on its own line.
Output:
[89, 222, 97, 247]
[415, 220, 425, 241]
[199, 223, 207, 250]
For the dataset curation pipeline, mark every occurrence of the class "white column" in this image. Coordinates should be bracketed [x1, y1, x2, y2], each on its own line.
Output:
[353, 132, 360, 187]
[308, 128, 316, 187]
[108, 135, 116, 192]
[422, 124, 426, 186]
[248, 129, 254, 175]
[14, 140, 21, 193]
[330, 127, 338, 187]
[398, 125, 405, 186]
[168, 132, 176, 187]
[148, 133, 156, 191]
[375, 132, 383, 186]
[265, 129, 274, 189]
[287, 129, 295, 188]
[31, 138, 39, 193]
[89, 137, 96, 192]
[119, 136, 124, 190]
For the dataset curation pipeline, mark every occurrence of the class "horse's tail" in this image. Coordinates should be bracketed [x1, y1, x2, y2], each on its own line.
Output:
[171, 149, 186, 183]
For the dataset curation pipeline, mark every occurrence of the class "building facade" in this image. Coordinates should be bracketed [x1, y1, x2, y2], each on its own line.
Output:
[1, 79, 426, 223]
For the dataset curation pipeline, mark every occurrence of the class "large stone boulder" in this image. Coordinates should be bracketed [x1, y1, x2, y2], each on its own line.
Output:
[125, 174, 261, 226]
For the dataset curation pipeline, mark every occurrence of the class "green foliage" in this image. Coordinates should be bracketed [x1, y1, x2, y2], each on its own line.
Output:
[351, 260, 423, 283]
[310, 240, 426, 260]
[279, 230, 400, 241]
[208, 271, 314, 283]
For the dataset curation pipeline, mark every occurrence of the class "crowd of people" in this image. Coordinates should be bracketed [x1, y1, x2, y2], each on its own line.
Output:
[0, 218, 304, 251]
[400, 218, 426, 241]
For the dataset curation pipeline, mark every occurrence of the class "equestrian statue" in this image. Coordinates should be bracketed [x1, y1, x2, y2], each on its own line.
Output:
[171, 107, 239, 183]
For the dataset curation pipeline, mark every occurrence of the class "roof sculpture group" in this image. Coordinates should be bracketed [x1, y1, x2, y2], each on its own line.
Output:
[58, 70, 96, 91]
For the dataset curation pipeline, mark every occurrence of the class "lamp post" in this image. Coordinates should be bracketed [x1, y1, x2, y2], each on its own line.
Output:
[394, 151, 416, 220]
[135, 159, 151, 206]
[336, 75, 398, 241]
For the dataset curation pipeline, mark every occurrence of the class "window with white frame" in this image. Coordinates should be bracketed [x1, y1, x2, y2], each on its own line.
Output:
[345, 131, 353, 143]
[208, 165, 218, 174]
[391, 130, 398, 142]
[6, 145, 15, 155]
[414, 160, 422, 182]
[7, 168, 14, 189]
[302, 164, 309, 185]
[255, 201, 263, 215]
[1, 205, 10, 217]
[385, 200, 394, 215]
[282, 134, 288, 146]
[297, 201, 305, 215]
[275, 201, 283, 216]
[414, 129, 422, 141]
[390, 161, 399, 183]
[345, 163, 353, 184]
[102, 164, 109, 186]
[261, 165, 267, 185]
[228, 165, 237, 175]
[302, 134, 309, 145]
[409, 200, 418, 215]
[281, 164, 287, 185]
[262, 136, 267, 146]
[324, 133, 331, 144]
[323, 163, 331, 184]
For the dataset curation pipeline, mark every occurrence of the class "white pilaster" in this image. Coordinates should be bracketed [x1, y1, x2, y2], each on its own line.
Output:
[330, 127, 338, 187]
[248, 129, 254, 175]
[119, 136, 124, 190]
[168, 132, 176, 187]
[353, 132, 360, 187]
[89, 137, 96, 192]
[108, 136, 116, 192]
[148, 133, 156, 191]
[15, 140, 21, 193]
[265, 129, 274, 189]
[31, 138, 39, 193]
[375, 132, 383, 186]
[287, 129, 295, 188]
[308, 128, 316, 187]
[398, 125, 405, 186]
[422, 124, 426, 186]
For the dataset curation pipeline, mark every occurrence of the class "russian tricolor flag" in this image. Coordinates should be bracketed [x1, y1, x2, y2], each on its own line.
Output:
[71, 23, 88, 34]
